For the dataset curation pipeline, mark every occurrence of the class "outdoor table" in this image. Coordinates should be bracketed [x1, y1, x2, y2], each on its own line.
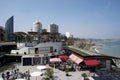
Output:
[30, 71, 42, 80]
[15, 78, 26, 80]
[36, 65, 47, 70]
[0, 78, 3, 80]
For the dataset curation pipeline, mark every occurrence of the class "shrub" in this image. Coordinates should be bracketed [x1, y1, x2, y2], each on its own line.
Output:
[58, 66, 65, 71]
[49, 63, 54, 67]
[84, 78, 90, 80]
[81, 73, 87, 80]
[65, 68, 69, 76]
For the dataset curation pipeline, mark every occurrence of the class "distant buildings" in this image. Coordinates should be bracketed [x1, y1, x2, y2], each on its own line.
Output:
[32, 20, 42, 33]
[26, 22, 61, 43]
[0, 16, 66, 43]
[50, 24, 59, 33]
[42, 29, 47, 33]
[5, 16, 14, 41]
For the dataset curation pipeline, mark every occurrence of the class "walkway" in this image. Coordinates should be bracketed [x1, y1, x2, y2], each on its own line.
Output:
[0, 63, 120, 80]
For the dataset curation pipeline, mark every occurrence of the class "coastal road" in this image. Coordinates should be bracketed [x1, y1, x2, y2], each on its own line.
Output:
[68, 46, 100, 56]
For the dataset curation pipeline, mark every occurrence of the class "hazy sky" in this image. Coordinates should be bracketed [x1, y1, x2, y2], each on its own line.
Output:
[0, 0, 120, 39]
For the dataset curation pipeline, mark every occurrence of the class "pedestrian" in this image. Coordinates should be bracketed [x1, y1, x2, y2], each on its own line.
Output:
[2, 72, 5, 79]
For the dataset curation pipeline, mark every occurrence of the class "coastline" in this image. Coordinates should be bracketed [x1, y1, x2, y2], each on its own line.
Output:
[88, 44, 109, 56]
[94, 48, 100, 53]
[93, 40, 120, 58]
[89, 44, 120, 68]
[89, 45, 101, 54]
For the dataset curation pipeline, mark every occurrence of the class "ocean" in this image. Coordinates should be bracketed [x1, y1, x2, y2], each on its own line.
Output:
[93, 40, 120, 58]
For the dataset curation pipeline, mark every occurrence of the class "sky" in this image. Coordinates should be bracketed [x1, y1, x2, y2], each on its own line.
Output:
[0, 0, 120, 39]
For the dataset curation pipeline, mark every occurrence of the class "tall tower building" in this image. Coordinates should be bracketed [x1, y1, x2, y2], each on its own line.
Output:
[5, 16, 14, 40]
[33, 20, 42, 33]
[0, 26, 5, 41]
[50, 24, 59, 33]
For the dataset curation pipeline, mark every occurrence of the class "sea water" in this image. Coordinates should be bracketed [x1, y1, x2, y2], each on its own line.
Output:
[94, 40, 120, 58]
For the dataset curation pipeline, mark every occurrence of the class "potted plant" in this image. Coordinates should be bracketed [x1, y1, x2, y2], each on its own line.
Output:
[81, 73, 87, 80]
[65, 68, 69, 76]
[44, 68, 54, 79]
[84, 78, 90, 80]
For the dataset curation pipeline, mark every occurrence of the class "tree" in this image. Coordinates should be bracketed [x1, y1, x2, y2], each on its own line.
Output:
[65, 68, 69, 76]
[42, 68, 54, 80]
[81, 73, 87, 80]
[66, 37, 74, 45]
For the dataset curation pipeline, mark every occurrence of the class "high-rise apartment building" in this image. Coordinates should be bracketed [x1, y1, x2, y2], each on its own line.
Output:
[0, 26, 5, 41]
[50, 24, 59, 33]
[5, 16, 14, 40]
[33, 20, 42, 33]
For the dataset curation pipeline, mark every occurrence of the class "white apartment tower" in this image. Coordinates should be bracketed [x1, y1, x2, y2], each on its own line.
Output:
[50, 24, 59, 33]
[33, 20, 42, 33]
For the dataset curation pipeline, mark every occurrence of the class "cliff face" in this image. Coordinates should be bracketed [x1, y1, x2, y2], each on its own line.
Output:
[73, 39, 91, 49]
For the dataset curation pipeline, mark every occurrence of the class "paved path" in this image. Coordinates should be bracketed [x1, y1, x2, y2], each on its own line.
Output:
[17, 65, 93, 80]
[53, 69, 86, 80]
[0, 63, 90, 80]
[17, 65, 87, 80]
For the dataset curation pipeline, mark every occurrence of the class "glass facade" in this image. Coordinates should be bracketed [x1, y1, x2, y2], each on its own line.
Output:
[5, 16, 14, 40]
[0, 26, 5, 41]
[50, 24, 59, 33]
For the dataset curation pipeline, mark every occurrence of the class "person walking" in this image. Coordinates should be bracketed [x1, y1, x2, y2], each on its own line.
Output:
[2, 72, 5, 79]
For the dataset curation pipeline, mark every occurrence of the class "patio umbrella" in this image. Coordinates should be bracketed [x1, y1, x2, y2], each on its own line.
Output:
[30, 71, 42, 80]
[59, 55, 69, 59]
[50, 58, 62, 62]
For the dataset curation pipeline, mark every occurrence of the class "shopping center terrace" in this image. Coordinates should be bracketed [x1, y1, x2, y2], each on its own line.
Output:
[0, 43, 120, 80]
[0, 60, 120, 80]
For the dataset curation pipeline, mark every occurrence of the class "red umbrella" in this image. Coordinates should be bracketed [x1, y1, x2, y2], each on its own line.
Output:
[84, 59, 99, 66]
[59, 55, 69, 59]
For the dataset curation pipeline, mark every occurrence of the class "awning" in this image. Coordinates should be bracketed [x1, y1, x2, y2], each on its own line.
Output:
[69, 54, 83, 64]
[59, 55, 69, 59]
[50, 58, 62, 62]
[84, 59, 99, 66]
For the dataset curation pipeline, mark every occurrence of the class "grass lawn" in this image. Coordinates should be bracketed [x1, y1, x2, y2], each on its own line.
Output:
[65, 46, 89, 56]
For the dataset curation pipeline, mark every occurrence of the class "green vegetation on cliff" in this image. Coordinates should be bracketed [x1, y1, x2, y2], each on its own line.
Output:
[65, 46, 89, 56]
